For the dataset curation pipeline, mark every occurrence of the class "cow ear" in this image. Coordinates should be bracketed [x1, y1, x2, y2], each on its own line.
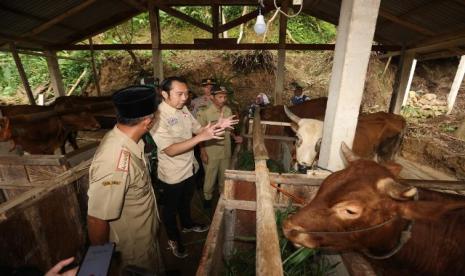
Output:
[399, 200, 465, 221]
[290, 122, 298, 133]
[376, 178, 417, 201]
[382, 161, 403, 177]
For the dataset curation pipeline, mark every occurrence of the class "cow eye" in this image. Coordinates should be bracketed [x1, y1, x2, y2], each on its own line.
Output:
[346, 209, 356, 215]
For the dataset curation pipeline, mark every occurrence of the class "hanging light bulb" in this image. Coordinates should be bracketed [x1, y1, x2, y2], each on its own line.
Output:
[254, 9, 266, 35]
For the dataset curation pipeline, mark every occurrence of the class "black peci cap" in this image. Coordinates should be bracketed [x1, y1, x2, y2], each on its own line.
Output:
[211, 85, 229, 95]
[201, 78, 216, 86]
[112, 85, 157, 119]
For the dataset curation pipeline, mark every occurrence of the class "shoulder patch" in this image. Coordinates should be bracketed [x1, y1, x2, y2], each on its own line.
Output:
[116, 149, 130, 172]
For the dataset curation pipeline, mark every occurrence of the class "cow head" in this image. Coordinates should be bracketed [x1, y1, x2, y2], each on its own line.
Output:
[283, 143, 465, 254]
[55, 99, 101, 131]
[284, 106, 323, 167]
[0, 117, 12, 141]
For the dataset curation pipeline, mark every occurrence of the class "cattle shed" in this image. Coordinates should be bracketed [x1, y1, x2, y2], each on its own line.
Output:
[1, 0, 465, 170]
[0, 0, 465, 275]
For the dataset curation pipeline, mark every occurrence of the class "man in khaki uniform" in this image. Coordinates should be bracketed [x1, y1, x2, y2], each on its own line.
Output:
[150, 76, 238, 258]
[190, 78, 215, 117]
[197, 85, 243, 208]
[87, 86, 162, 273]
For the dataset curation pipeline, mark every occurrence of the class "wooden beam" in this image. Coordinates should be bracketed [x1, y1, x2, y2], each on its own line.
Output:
[390, 49, 415, 114]
[120, 0, 146, 11]
[64, 10, 141, 46]
[0, 32, 52, 47]
[148, 1, 163, 80]
[157, 0, 266, 5]
[154, 4, 213, 33]
[0, 49, 88, 62]
[274, 0, 288, 105]
[418, 48, 465, 61]
[88, 38, 101, 96]
[45, 50, 66, 97]
[0, 160, 90, 222]
[378, 9, 435, 36]
[251, 105, 283, 275]
[218, 8, 261, 33]
[447, 55, 465, 115]
[0, 3, 77, 33]
[23, 0, 98, 38]
[212, 4, 220, 39]
[9, 43, 35, 105]
[410, 27, 465, 52]
[376, 0, 441, 32]
[55, 43, 401, 51]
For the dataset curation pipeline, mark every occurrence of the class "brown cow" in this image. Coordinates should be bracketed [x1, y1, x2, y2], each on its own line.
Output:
[283, 143, 465, 275]
[0, 102, 100, 154]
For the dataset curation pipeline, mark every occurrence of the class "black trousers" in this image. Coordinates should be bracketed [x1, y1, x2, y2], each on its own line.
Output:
[158, 175, 196, 242]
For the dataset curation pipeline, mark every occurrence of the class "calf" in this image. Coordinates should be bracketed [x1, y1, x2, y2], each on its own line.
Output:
[283, 143, 465, 275]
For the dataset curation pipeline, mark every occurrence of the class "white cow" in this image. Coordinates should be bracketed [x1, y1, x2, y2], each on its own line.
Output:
[284, 106, 324, 167]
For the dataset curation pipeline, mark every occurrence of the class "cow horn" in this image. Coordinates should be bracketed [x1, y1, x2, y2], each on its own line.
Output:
[284, 106, 301, 124]
[376, 178, 418, 200]
[341, 142, 360, 163]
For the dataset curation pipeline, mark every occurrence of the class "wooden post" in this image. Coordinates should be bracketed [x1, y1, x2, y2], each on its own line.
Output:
[252, 107, 283, 276]
[45, 50, 65, 97]
[9, 43, 36, 105]
[274, 0, 288, 105]
[390, 51, 416, 114]
[318, 0, 381, 171]
[447, 55, 465, 115]
[212, 4, 220, 40]
[148, 2, 163, 80]
[88, 38, 101, 96]
[401, 58, 417, 107]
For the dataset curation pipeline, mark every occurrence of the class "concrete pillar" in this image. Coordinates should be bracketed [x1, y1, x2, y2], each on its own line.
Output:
[447, 55, 465, 115]
[401, 58, 417, 106]
[148, 2, 163, 80]
[45, 50, 65, 97]
[390, 52, 415, 114]
[318, 0, 381, 171]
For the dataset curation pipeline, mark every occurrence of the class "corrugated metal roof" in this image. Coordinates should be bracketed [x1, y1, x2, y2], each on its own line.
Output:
[0, 0, 464, 58]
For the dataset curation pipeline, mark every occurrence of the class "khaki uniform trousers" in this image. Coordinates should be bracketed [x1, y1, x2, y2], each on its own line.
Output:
[203, 158, 230, 200]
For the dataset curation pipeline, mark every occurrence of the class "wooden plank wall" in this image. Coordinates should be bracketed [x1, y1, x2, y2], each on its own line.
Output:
[0, 146, 96, 272]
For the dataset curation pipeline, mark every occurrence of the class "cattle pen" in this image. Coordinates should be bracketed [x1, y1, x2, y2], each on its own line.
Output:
[196, 107, 465, 276]
[0, 143, 97, 271]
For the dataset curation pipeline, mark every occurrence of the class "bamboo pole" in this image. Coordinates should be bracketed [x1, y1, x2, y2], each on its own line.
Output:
[9, 43, 36, 105]
[88, 38, 101, 96]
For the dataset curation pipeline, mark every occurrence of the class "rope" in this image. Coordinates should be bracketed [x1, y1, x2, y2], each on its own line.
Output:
[270, 182, 306, 205]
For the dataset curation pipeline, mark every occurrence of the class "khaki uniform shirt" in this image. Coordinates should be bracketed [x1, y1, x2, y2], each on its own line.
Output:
[190, 96, 212, 117]
[151, 101, 202, 184]
[196, 104, 232, 160]
[87, 126, 159, 270]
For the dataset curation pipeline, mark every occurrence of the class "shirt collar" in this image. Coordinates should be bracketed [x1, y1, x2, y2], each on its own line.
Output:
[113, 126, 144, 159]
[160, 101, 178, 115]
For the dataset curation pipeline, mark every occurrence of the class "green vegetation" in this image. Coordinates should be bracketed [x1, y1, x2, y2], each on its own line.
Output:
[237, 150, 284, 173]
[224, 205, 336, 275]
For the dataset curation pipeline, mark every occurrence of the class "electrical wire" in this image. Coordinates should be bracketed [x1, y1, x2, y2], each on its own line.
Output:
[273, 0, 304, 18]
